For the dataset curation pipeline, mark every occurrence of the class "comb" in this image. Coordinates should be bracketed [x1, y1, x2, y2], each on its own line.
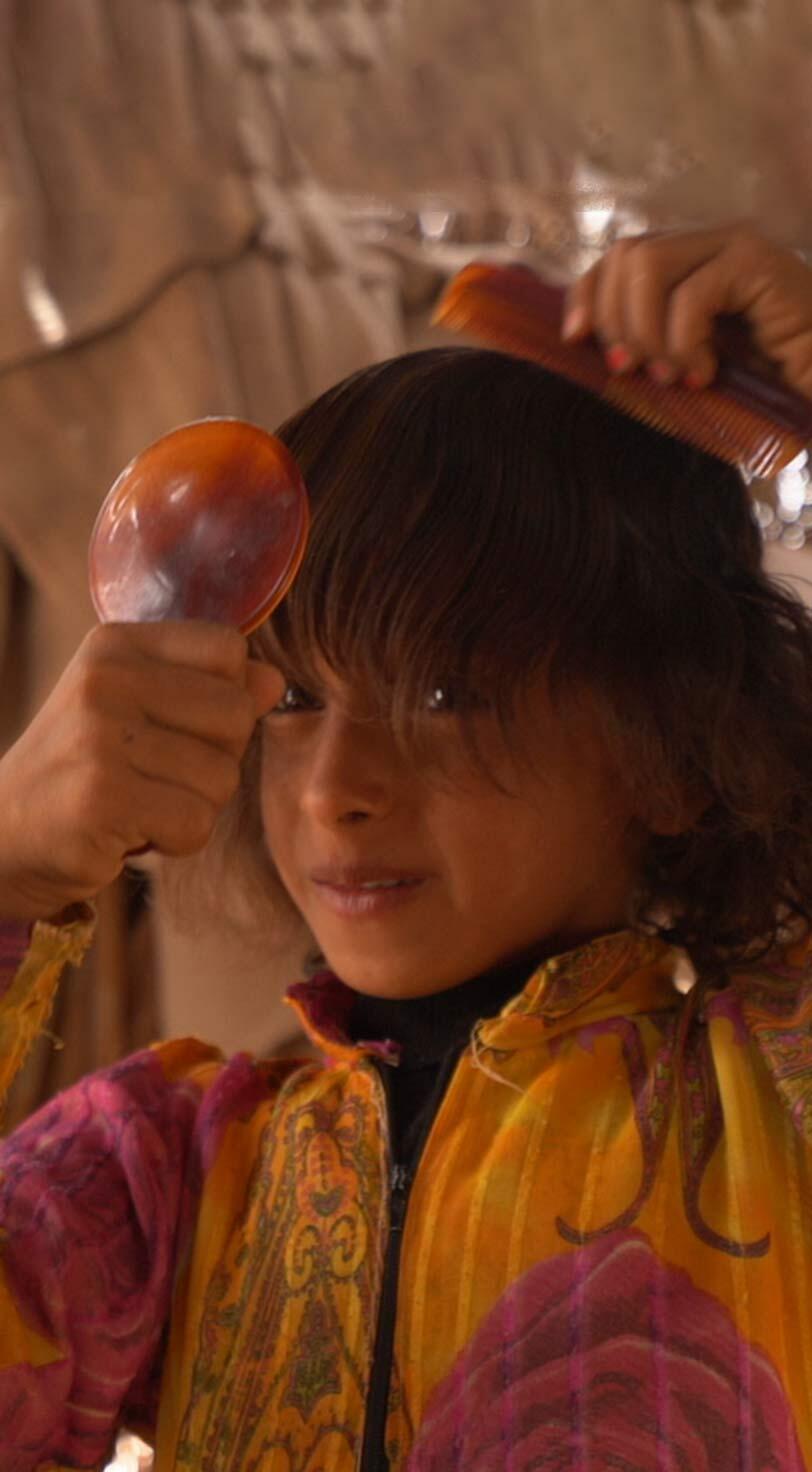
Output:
[433, 262, 812, 480]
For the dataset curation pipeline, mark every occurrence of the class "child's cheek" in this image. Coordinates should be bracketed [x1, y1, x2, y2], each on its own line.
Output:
[259, 721, 308, 826]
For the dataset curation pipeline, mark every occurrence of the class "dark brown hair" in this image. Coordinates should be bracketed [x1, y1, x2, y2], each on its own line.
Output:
[205, 347, 812, 977]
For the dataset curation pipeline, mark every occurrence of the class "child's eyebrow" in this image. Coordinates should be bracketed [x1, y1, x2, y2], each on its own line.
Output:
[252, 627, 301, 674]
[268, 658, 321, 691]
[255, 635, 331, 695]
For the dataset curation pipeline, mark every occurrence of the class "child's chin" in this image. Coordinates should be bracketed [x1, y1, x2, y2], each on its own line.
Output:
[323, 945, 450, 999]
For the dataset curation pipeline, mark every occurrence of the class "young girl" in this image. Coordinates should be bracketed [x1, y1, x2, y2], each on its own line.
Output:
[2, 224, 812, 1471]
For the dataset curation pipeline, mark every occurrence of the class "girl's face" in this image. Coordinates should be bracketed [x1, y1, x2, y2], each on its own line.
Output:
[259, 665, 644, 997]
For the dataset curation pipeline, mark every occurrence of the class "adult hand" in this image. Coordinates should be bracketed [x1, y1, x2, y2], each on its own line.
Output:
[563, 224, 812, 400]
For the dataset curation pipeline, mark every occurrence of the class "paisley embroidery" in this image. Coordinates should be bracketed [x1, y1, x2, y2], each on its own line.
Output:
[735, 974, 812, 1142]
[555, 1010, 679, 1246]
[556, 984, 770, 1257]
[176, 1063, 389, 1471]
[507, 931, 663, 1022]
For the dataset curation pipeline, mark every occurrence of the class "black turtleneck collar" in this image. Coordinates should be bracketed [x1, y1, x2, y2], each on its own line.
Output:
[349, 955, 538, 1069]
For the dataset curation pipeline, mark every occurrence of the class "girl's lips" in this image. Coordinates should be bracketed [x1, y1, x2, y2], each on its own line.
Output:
[311, 876, 427, 919]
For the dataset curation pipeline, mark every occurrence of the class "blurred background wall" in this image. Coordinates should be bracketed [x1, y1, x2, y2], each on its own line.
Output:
[2, 0, 812, 1131]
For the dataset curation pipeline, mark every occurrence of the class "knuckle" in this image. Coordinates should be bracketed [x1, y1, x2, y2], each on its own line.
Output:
[80, 622, 115, 659]
[208, 694, 255, 757]
[669, 277, 705, 331]
[82, 832, 120, 883]
[74, 642, 135, 711]
[230, 692, 258, 747]
[607, 237, 637, 266]
[151, 790, 213, 854]
[83, 622, 136, 664]
[728, 224, 765, 260]
[215, 626, 248, 676]
[624, 238, 660, 281]
[180, 799, 217, 852]
[73, 647, 111, 705]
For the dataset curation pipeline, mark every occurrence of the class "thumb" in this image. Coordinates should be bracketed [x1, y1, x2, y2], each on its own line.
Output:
[245, 659, 286, 717]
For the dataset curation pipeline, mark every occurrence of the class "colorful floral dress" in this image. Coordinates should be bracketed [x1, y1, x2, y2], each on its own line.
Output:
[1, 914, 812, 1469]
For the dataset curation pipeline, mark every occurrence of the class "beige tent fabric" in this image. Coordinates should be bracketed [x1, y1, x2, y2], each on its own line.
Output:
[291, 0, 812, 265]
[0, 1, 253, 372]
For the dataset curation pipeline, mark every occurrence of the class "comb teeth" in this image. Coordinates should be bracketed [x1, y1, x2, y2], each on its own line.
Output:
[434, 264, 810, 479]
[603, 377, 796, 479]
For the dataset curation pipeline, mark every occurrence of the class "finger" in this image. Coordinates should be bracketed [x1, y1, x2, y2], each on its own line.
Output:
[120, 726, 243, 811]
[563, 225, 747, 368]
[663, 259, 727, 387]
[246, 660, 286, 718]
[562, 263, 600, 342]
[620, 246, 677, 381]
[562, 238, 668, 346]
[129, 779, 223, 858]
[593, 240, 640, 367]
[662, 231, 801, 386]
[92, 620, 250, 683]
[604, 225, 762, 382]
[66, 771, 222, 876]
[115, 663, 258, 756]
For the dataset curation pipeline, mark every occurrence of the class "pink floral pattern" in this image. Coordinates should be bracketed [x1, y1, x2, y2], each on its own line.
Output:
[0, 1044, 233, 1467]
[406, 1232, 804, 1471]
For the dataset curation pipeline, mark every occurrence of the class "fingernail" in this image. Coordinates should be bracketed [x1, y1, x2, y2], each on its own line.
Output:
[562, 305, 587, 341]
[648, 359, 675, 385]
[606, 344, 633, 373]
[684, 370, 706, 391]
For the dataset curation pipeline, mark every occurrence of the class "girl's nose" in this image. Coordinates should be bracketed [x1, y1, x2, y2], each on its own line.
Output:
[299, 709, 401, 826]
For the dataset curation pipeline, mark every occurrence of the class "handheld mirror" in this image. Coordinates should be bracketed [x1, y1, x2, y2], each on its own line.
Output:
[88, 418, 309, 633]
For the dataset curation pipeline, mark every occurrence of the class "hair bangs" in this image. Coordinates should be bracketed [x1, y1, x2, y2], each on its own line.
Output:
[254, 347, 649, 755]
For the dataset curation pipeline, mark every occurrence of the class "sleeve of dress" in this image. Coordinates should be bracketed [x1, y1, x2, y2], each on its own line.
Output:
[0, 910, 96, 1119]
[0, 915, 221, 1470]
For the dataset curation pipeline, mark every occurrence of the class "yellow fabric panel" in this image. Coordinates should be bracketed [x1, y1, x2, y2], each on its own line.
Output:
[386, 957, 812, 1466]
[155, 1057, 391, 1471]
[0, 910, 95, 1127]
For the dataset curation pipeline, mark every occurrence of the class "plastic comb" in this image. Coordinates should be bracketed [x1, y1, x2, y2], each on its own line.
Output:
[434, 262, 812, 479]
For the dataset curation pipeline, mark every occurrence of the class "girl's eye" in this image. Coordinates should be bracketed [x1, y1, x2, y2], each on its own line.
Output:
[426, 686, 452, 713]
[425, 685, 488, 714]
[271, 683, 322, 714]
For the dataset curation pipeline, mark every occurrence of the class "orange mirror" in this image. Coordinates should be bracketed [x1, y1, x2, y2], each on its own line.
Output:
[89, 418, 309, 634]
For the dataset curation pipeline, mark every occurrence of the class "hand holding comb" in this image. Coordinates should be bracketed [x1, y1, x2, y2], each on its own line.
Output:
[433, 260, 812, 480]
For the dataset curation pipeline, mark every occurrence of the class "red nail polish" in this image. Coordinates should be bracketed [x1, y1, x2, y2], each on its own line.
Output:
[684, 370, 705, 391]
[607, 345, 632, 373]
[648, 359, 675, 385]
